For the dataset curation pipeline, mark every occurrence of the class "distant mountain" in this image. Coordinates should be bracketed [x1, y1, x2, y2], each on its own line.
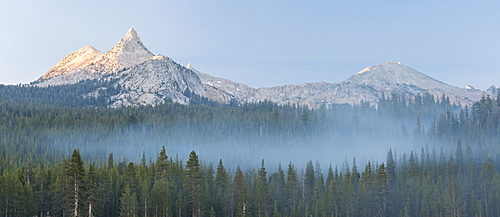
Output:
[34, 28, 493, 108]
[487, 85, 500, 96]
[195, 61, 489, 107]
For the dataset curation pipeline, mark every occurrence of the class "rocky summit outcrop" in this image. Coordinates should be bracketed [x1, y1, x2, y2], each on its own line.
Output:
[35, 28, 154, 87]
[34, 29, 494, 108]
[38, 45, 104, 81]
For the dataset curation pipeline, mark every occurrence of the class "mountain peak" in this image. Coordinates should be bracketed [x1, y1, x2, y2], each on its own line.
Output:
[80, 45, 101, 53]
[95, 28, 154, 72]
[109, 28, 153, 56]
[357, 61, 404, 75]
[123, 28, 140, 41]
[37, 45, 104, 82]
[385, 60, 402, 65]
[465, 85, 476, 90]
[35, 29, 155, 86]
[350, 61, 445, 89]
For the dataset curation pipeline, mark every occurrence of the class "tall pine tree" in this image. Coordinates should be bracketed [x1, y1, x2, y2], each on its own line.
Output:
[66, 149, 85, 217]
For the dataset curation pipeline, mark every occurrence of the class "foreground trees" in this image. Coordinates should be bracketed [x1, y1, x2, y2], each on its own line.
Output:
[66, 149, 85, 217]
[1, 146, 500, 217]
[3, 84, 500, 216]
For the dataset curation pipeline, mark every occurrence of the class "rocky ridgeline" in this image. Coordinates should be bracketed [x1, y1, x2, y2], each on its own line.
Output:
[35, 29, 493, 108]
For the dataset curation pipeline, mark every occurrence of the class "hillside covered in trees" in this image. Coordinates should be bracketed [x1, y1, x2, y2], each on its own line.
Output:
[1, 83, 500, 216]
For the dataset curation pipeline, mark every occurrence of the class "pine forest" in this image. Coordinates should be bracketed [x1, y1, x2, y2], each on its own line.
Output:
[1, 83, 500, 217]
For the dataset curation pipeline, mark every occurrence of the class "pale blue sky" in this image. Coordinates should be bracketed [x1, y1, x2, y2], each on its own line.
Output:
[1, 0, 499, 89]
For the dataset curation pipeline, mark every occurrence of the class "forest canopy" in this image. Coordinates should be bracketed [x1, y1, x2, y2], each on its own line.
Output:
[0, 83, 500, 216]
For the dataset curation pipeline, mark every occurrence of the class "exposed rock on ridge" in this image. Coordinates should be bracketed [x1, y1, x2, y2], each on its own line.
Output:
[193, 61, 489, 107]
[106, 55, 232, 107]
[34, 29, 493, 108]
[38, 46, 104, 81]
[35, 28, 154, 87]
[91, 28, 154, 74]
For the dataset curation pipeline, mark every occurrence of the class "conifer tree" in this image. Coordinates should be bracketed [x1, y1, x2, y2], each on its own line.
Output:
[138, 180, 150, 217]
[254, 159, 268, 217]
[234, 166, 248, 217]
[85, 163, 98, 217]
[203, 165, 215, 217]
[215, 159, 229, 216]
[420, 174, 433, 217]
[19, 180, 35, 216]
[124, 162, 138, 194]
[185, 150, 203, 217]
[119, 183, 138, 217]
[434, 177, 445, 217]
[156, 146, 169, 180]
[443, 175, 466, 217]
[479, 157, 495, 216]
[1, 171, 23, 217]
[455, 140, 464, 169]
[312, 172, 325, 217]
[66, 149, 85, 217]
[34, 164, 51, 217]
[359, 161, 374, 216]
[304, 160, 315, 207]
[340, 172, 355, 217]
[285, 163, 300, 215]
[375, 163, 389, 217]
[272, 201, 280, 217]
[274, 164, 286, 214]
[325, 165, 337, 216]
[51, 167, 68, 217]
[151, 146, 171, 217]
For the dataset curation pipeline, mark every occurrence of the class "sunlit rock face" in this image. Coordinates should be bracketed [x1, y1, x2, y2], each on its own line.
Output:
[35, 28, 237, 106]
[36, 45, 104, 85]
[36, 28, 154, 87]
[34, 29, 492, 108]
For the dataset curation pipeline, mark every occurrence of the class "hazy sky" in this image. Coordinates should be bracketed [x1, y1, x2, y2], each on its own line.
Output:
[1, 0, 499, 89]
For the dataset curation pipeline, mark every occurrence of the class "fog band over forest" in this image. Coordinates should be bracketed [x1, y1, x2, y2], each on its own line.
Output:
[2, 83, 500, 216]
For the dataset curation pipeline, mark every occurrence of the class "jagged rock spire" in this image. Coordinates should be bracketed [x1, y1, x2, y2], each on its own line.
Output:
[35, 28, 155, 86]
[123, 28, 140, 41]
[101, 27, 154, 70]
